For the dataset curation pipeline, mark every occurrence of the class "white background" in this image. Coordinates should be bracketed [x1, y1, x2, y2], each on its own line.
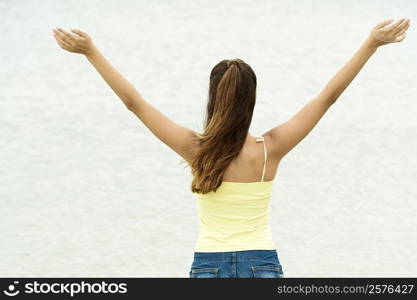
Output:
[1, 0, 416, 277]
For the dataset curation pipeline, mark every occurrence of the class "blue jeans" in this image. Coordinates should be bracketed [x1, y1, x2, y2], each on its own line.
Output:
[189, 249, 284, 278]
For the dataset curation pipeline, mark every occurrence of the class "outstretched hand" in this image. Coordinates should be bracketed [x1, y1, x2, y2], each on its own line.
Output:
[52, 27, 95, 55]
[369, 18, 411, 47]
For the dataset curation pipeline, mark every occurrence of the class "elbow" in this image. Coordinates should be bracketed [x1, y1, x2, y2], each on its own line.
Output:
[328, 97, 337, 105]
[124, 99, 135, 111]
[330, 88, 345, 103]
[325, 92, 339, 105]
[318, 90, 339, 105]
[126, 101, 141, 115]
[125, 102, 134, 110]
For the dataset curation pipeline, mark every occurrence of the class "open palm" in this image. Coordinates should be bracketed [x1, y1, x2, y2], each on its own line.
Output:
[370, 18, 411, 47]
[52, 27, 94, 55]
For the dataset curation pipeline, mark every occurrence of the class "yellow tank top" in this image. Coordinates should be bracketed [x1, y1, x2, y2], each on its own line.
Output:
[193, 135, 277, 252]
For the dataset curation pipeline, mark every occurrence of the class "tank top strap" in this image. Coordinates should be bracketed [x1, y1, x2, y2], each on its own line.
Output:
[255, 135, 267, 182]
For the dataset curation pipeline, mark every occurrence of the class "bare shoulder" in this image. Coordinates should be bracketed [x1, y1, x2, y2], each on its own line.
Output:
[262, 130, 285, 162]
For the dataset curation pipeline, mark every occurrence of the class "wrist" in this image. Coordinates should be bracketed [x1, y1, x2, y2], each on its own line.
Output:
[85, 43, 99, 58]
[364, 35, 381, 51]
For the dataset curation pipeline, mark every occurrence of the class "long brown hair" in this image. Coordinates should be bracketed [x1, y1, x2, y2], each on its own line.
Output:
[189, 58, 257, 194]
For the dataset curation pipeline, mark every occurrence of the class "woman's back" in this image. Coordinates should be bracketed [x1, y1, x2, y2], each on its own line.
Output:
[193, 134, 280, 252]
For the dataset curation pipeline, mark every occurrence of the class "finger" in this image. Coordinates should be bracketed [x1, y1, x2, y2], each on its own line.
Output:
[54, 32, 69, 48]
[392, 19, 409, 34]
[386, 18, 406, 31]
[54, 28, 71, 44]
[55, 37, 69, 50]
[395, 32, 406, 42]
[57, 28, 76, 41]
[395, 22, 410, 36]
[70, 28, 88, 38]
[53, 31, 65, 43]
[376, 19, 393, 29]
[53, 32, 65, 44]
[57, 27, 77, 41]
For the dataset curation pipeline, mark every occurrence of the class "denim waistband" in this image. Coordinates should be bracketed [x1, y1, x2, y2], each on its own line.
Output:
[193, 249, 279, 263]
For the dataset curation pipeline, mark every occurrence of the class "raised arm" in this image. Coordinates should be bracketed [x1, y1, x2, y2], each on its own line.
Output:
[264, 18, 411, 159]
[52, 28, 197, 161]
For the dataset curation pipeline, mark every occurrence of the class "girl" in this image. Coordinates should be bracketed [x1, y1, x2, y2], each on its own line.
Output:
[52, 18, 410, 278]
